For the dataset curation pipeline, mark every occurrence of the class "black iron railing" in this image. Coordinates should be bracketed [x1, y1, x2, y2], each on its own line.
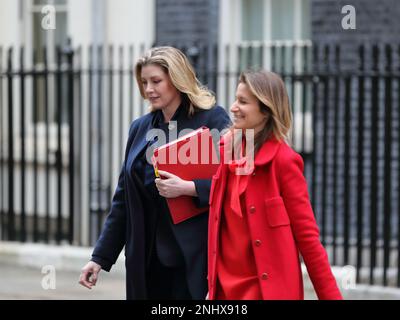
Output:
[0, 41, 399, 288]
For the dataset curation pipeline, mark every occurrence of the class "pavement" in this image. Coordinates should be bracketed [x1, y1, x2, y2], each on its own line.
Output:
[0, 242, 126, 300]
[0, 262, 125, 300]
[1, 241, 400, 300]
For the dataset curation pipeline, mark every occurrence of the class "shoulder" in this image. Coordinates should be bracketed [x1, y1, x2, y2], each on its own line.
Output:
[195, 105, 231, 129]
[128, 112, 154, 137]
[210, 105, 228, 114]
[275, 142, 304, 171]
[207, 105, 229, 118]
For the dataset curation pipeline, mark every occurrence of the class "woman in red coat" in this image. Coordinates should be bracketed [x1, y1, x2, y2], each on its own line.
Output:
[208, 70, 343, 300]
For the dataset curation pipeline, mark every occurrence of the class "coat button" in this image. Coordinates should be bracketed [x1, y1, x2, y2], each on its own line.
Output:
[250, 206, 256, 213]
[261, 273, 268, 280]
[255, 239, 262, 247]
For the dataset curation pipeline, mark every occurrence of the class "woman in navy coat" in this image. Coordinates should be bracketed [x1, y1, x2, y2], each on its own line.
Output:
[79, 46, 231, 299]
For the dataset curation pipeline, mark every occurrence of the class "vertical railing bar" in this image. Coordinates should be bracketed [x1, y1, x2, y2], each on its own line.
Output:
[301, 44, 308, 154]
[356, 44, 365, 283]
[56, 46, 63, 244]
[397, 43, 400, 288]
[76, 45, 83, 245]
[19, 46, 26, 242]
[224, 44, 230, 113]
[311, 44, 319, 208]
[97, 45, 103, 237]
[7, 48, 15, 241]
[32, 49, 39, 242]
[0, 46, 3, 240]
[321, 44, 330, 245]
[88, 45, 94, 244]
[382, 43, 392, 286]
[332, 44, 341, 265]
[119, 46, 124, 167]
[370, 44, 379, 285]
[291, 44, 297, 150]
[66, 43, 75, 244]
[108, 45, 114, 210]
[343, 70, 351, 265]
[129, 45, 134, 123]
[43, 46, 50, 243]
[271, 45, 276, 72]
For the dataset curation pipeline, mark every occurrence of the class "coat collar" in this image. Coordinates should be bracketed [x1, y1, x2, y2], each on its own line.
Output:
[151, 94, 190, 128]
[220, 134, 282, 167]
[254, 138, 282, 166]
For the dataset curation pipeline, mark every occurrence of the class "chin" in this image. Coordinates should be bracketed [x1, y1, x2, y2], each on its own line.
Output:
[233, 121, 244, 129]
[151, 103, 163, 110]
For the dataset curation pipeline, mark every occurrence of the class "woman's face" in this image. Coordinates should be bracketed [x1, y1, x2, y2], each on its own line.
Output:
[230, 82, 268, 134]
[141, 64, 181, 110]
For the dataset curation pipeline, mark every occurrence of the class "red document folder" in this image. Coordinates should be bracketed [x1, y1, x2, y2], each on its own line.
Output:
[152, 126, 220, 224]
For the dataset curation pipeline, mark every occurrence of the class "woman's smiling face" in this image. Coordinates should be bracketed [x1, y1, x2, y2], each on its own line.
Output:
[230, 82, 268, 135]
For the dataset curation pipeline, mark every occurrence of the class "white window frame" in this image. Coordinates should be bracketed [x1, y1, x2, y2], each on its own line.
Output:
[218, 0, 312, 153]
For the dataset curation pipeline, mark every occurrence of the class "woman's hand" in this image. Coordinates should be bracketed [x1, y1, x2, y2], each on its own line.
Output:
[79, 261, 102, 289]
[155, 170, 198, 198]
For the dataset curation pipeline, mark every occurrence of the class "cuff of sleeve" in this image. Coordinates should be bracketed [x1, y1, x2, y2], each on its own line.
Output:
[91, 255, 113, 272]
[192, 179, 211, 208]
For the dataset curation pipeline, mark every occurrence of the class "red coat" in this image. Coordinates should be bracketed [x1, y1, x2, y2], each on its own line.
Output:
[208, 137, 343, 300]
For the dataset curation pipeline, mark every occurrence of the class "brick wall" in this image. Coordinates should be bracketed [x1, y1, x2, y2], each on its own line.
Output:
[155, 0, 219, 90]
[155, 0, 218, 45]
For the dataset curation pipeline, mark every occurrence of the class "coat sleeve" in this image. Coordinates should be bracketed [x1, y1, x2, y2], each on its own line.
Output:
[91, 121, 139, 271]
[278, 150, 343, 300]
[192, 106, 231, 208]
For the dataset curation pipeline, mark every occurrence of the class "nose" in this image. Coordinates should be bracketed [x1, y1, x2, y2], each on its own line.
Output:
[145, 83, 154, 95]
[230, 101, 239, 113]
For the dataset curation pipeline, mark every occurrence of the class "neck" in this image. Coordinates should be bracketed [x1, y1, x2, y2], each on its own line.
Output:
[162, 97, 182, 123]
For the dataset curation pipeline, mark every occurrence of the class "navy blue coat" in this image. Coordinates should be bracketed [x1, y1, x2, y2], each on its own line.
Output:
[91, 104, 231, 299]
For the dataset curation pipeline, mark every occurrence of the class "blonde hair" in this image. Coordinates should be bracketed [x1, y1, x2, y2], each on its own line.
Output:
[135, 46, 215, 115]
[238, 70, 293, 153]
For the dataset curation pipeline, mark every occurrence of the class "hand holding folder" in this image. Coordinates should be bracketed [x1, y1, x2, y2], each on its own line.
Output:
[152, 126, 219, 224]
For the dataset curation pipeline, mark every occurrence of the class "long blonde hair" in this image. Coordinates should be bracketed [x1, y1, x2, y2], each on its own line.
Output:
[237, 70, 293, 154]
[135, 46, 215, 115]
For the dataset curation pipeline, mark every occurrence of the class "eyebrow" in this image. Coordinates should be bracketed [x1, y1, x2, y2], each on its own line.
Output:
[142, 76, 162, 81]
[236, 95, 248, 101]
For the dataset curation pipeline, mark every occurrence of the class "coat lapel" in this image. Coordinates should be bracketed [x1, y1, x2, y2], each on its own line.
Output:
[126, 115, 155, 171]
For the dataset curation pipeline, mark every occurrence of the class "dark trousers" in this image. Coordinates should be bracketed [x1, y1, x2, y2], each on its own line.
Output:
[146, 250, 192, 300]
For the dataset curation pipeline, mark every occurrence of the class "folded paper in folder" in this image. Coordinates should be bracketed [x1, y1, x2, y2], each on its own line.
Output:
[152, 126, 219, 224]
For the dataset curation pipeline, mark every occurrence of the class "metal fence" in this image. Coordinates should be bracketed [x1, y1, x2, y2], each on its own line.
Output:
[0, 41, 399, 288]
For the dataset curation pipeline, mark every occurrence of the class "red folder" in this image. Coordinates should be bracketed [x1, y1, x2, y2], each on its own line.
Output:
[152, 126, 220, 224]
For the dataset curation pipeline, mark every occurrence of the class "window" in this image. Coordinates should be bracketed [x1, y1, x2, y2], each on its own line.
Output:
[271, 0, 295, 40]
[241, 0, 310, 42]
[241, 0, 264, 41]
[219, 0, 313, 144]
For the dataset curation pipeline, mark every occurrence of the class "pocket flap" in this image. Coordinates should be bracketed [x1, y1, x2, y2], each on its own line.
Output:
[265, 197, 290, 227]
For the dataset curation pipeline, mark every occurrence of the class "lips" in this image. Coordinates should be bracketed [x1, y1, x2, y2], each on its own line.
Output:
[233, 115, 244, 121]
[149, 97, 160, 103]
